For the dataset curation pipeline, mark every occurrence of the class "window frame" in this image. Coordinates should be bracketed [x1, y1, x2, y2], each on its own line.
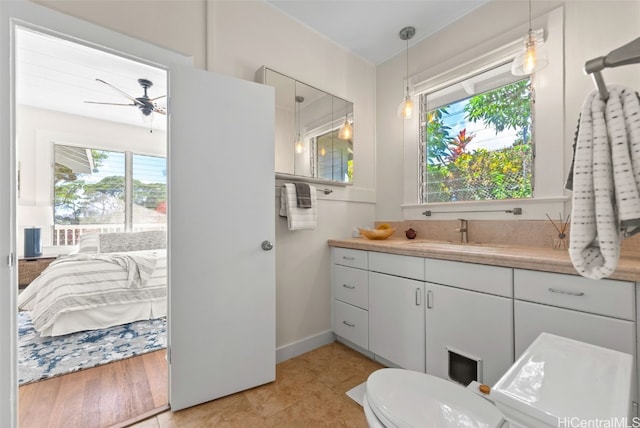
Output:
[418, 62, 534, 204]
[52, 143, 167, 240]
[401, 9, 568, 220]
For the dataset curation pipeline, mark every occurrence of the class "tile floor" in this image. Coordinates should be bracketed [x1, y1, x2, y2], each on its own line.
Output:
[132, 341, 384, 427]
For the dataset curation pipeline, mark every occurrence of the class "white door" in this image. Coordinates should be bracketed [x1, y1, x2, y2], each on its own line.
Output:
[168, 65, 275, 410]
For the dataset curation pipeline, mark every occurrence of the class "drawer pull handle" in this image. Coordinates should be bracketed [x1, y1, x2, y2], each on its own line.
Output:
[342, 256, 356, 261]
[427, 290, 433, 308]
[415, 288, 422, 306]
[342, 320, 355, 327]
[548, 288, 585, 297]
[342, 284, 356, 290]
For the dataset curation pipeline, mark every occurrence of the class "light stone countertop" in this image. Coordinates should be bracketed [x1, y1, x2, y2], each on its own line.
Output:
[328, 237, 640, 282]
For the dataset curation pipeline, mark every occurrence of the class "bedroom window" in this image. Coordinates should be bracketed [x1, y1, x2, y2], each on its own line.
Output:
[419, 62, 533, 203]
[53, 144, 166, 245]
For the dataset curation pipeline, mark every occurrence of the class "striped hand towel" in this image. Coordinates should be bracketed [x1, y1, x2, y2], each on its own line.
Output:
[279, 183, 317, 230]
[569, 86, 640, 279]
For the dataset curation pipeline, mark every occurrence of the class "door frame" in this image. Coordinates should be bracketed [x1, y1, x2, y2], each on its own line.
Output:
[0, 1, 191, 426]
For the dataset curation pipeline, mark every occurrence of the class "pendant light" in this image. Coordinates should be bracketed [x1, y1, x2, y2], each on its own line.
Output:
[338, 104, 353, 140]
[511, 0, 548, 75]
[397, 26, 415, 119]
[294, 95, 304, 154]
[338, 118, 352, 140]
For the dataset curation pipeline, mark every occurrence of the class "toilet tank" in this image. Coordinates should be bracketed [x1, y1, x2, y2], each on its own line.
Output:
[491, 333, 633, 427]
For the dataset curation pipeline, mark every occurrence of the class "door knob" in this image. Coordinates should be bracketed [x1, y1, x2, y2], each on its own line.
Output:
[261, 240, 274, 251]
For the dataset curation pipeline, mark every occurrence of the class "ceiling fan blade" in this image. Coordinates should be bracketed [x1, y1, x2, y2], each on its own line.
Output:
[95, 78, 141, 105]
[150, 95, 166, 102]
[153, 106, 167, 115]
[84, 101, 137, 107]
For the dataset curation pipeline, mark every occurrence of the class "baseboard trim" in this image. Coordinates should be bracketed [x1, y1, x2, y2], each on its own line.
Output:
[276, 330, 335, 363]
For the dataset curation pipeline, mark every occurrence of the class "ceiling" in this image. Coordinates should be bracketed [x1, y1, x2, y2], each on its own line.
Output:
[265, 0, 490, 65]
[15, 1, 489, 128]
[16, 27, 167, 131]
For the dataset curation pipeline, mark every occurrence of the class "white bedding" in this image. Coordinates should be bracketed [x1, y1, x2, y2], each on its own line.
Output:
[18, 249, 167, 337]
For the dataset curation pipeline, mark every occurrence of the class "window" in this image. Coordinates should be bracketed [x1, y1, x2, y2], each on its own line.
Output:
[315, 129, 353, 182]
[419, 63, 533, 203]
[53, 144, 166, 245]
[132, 154, 167, 230]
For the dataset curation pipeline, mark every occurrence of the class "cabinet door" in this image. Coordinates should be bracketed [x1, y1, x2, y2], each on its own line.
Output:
[425, 282, 513, 387]
[515, 300, 636, 357]
[369, 272, 424, 372]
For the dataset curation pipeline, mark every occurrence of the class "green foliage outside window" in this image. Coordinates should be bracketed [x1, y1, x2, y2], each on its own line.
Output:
[424, 79, 533, 203]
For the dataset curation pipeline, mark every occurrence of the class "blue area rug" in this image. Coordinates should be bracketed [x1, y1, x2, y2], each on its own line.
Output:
[18, 311, 166, 385]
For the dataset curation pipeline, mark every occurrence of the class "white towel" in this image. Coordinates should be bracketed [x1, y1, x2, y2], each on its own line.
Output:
[569, 86, 640, 279]
[279, 183, 317, 230]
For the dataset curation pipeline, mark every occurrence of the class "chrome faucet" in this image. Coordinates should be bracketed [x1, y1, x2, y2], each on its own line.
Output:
[455, 219, 468, 243]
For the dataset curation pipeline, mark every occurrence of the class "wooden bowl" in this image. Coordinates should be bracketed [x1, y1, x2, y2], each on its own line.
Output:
[358, 227, 395, 240]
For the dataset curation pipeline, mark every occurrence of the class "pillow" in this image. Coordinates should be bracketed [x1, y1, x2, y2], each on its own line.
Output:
[77, 233, 100, 253]
[99, 230, 166, 253]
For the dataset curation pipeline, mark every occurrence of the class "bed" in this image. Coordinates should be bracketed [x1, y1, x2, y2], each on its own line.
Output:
[18, 230, 167, 337]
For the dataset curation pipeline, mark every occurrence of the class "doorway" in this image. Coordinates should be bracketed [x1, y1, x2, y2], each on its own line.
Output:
[2, 3, 276, 426]
[15, 25, 169, 427]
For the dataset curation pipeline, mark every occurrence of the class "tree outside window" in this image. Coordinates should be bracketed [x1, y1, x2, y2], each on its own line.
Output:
[53, 145, 166, 244]
[421, 78, 533, 203]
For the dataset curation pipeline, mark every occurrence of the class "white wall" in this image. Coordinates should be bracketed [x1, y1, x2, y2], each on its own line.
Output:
[29, 0, 377, 352]
[209, 1, 376, 350]
[375, 0, 640, 221]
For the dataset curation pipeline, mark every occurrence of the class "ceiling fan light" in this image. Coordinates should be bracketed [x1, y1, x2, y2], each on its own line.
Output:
[141, 109, 154, 124]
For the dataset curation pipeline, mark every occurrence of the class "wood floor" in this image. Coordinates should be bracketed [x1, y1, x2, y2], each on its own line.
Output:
[19, 341, 384, 427]
[19, 349, 168, 428]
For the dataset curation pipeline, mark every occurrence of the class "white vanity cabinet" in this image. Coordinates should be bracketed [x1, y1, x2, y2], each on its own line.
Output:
[369, 272, 425, 372]
[331, 248, 369, 350]
[368, 252, 426, 372]
[424, 259, 514, 387]
[514, 269, 637, 403]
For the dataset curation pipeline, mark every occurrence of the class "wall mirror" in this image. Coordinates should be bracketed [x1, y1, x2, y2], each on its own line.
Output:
[256, 67, 353, 184]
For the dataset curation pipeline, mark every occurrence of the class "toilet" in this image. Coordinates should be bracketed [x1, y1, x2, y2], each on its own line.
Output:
[363, 333, 633, 428]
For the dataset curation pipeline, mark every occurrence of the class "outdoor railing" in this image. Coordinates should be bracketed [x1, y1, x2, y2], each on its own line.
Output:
[54, 223, 167, 246]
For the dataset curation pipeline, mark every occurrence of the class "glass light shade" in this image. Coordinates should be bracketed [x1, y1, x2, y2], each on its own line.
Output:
[338, 120, 353, 140]
[512, 31, 548, 76]
[397, 95, 414, 119]
[294, 137, 304, 154]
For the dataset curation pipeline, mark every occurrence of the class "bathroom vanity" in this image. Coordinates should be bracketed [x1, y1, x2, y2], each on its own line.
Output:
[329, 238, 640, 412]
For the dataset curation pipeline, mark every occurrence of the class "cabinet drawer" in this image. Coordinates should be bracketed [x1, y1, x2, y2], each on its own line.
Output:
[333, 248, 368, 270]
[333, 300, 368, 350]
[369, 251, 425, 280]
[425, 259, 512, 298]
[333, 265, 368, 309]
[514, 269, 635, 320]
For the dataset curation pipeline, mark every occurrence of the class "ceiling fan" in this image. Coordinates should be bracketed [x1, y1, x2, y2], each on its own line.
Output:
[85, 78, 167, 117]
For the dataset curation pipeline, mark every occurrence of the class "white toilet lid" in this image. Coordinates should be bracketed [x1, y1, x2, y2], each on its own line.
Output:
[366, 369, 505, 428]
[492, 333, 633, 426]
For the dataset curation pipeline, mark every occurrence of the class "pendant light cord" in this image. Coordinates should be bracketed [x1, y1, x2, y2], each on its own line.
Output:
[405, 37, 409, 96]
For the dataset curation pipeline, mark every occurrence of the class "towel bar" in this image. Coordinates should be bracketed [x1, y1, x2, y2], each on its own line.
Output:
[276, 184, 333, 195]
